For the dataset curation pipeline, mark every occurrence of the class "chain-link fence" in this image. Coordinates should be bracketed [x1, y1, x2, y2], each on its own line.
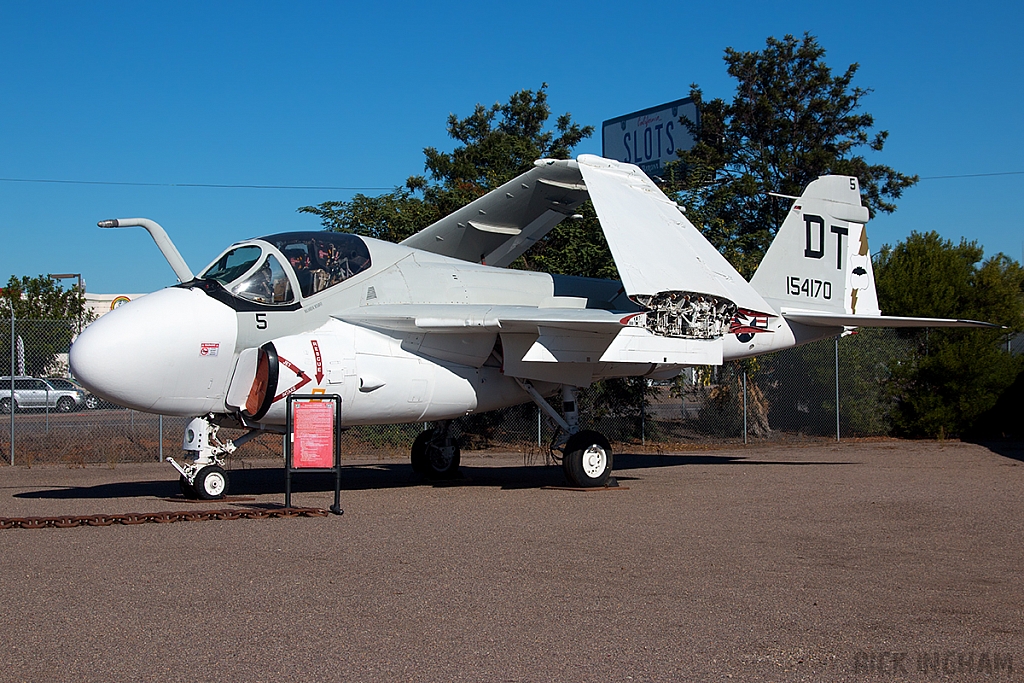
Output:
[1, 318, 917, 466]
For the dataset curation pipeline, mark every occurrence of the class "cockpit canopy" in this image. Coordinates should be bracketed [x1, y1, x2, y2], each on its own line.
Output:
[262, 232, 372, 298]
[199, 232, 372, 305]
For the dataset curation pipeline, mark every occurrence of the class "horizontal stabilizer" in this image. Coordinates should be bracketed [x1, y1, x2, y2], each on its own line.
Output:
[782, 310, 999, 329]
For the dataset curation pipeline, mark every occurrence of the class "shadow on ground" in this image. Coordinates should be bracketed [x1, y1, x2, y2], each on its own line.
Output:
[973, 440, 1024, 463]
[13, 452, 851, 500]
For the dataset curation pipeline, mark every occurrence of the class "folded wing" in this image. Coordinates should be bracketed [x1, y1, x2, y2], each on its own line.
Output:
[400, 159, 587, 268]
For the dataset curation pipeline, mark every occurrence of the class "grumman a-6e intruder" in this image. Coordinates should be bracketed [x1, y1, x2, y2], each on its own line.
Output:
[69, 155, 992, 498]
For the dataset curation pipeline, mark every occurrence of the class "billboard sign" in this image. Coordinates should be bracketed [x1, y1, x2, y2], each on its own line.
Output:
[602, 97, 698, 177]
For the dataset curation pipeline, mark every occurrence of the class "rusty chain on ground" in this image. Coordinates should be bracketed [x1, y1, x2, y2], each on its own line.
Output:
[0, 507, 331, 530]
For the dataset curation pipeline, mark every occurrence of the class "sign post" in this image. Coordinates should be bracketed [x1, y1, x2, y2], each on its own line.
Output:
[285, 394, 342, 515]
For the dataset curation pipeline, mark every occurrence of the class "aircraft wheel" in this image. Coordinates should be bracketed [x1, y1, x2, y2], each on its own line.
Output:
[195, 465, 229, 500]
[563, 430, 613, 488]
[179, 475, 198, 499]
[410, 429, 461, 479]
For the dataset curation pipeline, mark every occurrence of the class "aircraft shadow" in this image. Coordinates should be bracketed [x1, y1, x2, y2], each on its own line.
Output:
[13, 452, 849, 500]
[971, 440, 1024, 464]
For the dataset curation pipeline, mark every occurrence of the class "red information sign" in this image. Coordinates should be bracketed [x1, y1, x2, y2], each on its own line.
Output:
[292, 401, 335, 468]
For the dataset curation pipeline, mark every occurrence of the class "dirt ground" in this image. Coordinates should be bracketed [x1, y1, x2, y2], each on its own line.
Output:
[0, 439, 1022, 682]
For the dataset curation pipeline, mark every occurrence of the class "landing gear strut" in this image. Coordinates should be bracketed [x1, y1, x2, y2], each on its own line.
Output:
[517, 381, 614, 488]
[168, 417, 260, 499]
[410, 421, 461, 479]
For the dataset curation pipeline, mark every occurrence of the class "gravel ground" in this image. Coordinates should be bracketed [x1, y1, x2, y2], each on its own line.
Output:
[0, 439, 1022, 682]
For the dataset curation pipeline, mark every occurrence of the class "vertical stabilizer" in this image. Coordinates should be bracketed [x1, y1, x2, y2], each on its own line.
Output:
[749, 176, 879, 316]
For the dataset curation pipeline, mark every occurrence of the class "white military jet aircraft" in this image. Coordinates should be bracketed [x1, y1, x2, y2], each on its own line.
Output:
[69, 155, 992, 498]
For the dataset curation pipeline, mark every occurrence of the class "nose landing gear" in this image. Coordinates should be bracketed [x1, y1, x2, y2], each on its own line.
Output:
[169, 417, 260, 499]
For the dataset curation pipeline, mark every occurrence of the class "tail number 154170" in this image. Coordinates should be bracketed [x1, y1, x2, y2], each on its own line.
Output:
[787, 276, 832, 299]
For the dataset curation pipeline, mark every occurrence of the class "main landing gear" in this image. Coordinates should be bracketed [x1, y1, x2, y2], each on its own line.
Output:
[518, 382, 614, 488]
[168, 417, 260, 499]
[410, 420, 461, 479]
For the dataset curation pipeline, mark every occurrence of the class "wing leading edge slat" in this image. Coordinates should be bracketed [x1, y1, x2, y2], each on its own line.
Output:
[334, 304, 626, 335]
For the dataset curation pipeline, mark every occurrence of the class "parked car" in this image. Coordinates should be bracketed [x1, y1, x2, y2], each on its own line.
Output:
[0, 376, 87, 413]
[45, 377, 102, 410]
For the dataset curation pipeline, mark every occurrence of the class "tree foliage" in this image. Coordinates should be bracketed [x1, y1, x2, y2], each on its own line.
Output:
[666, 33, 917, 277]
[0, 275, 89, 320]
[297, 84, 615, 277]
[874, 232, 1024, 437]
[414, 86, 591, 217]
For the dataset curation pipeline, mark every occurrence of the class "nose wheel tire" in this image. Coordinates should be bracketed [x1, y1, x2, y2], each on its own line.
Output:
[411, 429, 461, 479]
[195, 465, 229, 500]
[562, 430, 613, 488]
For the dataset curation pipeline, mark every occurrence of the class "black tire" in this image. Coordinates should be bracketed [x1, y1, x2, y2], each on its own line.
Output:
[410, 429, 461, 479]
[85, 395, 100, 410]
[179, 475, 198, 499]
[194, 465, 229, 500]
[562, 430, 613, 488]
[0, 398, 12, 414]
[56, 396, 75, 413]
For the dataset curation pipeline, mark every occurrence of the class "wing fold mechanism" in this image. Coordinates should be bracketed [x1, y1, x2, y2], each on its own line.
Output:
[402, 155, 780, 345]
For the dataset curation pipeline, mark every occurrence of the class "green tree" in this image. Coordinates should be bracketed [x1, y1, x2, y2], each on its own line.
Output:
[298, 84, 615, 277]
[0, 275, 92, 377]
[666, 33, 917, 277]
[874, 231, 1024, 437]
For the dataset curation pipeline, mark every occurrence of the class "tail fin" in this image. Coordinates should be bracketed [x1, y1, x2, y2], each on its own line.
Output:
[749, 176, 879, 316]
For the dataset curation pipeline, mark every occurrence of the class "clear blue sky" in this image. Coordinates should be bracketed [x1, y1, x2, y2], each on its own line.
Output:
[2, 1, 1022, 294]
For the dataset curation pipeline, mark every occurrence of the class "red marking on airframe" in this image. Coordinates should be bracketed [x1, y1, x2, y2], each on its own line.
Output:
[311, 340, 324, 383]
[273, 354, 311, 402]
[729, 308, 775, 335]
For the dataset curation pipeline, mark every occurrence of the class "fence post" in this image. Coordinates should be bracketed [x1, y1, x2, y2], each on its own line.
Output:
[159, 415, 164, 462]
[742, 368, 748, 445]
[537, 406, 541, 447]
[9, 310, 14, 466]
[835, 336, 840, 443]
[640, 379, 646, 446]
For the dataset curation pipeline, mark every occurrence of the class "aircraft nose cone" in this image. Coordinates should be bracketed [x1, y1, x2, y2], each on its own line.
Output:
[71, 287, 238, 415]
